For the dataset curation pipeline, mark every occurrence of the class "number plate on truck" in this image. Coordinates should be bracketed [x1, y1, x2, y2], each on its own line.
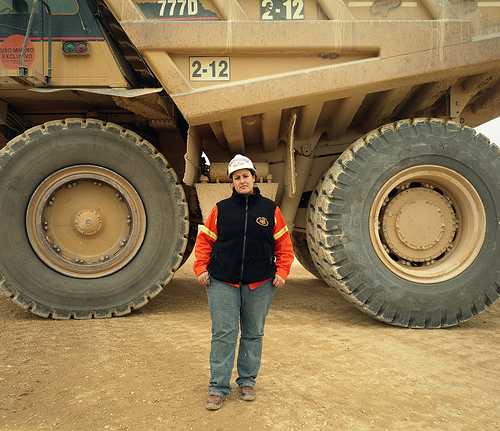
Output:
[261, 0, 304, 20]
[140, 0, 220, 20]
[189, 57, 230, 81]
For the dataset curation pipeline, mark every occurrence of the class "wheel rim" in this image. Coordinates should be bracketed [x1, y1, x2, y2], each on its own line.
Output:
[369, 165, 486, 284]
[26, 165, 146, 278]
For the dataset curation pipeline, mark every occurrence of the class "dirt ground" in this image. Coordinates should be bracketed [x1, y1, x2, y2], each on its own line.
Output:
[1, 256, 500, 431]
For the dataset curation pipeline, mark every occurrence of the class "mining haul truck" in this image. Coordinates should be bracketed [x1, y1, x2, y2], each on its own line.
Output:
[0, 0, 499, 328]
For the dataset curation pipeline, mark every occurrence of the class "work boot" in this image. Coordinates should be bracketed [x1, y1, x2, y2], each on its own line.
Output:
[206, 394, 224, 410]
[240, 386, 256, 401]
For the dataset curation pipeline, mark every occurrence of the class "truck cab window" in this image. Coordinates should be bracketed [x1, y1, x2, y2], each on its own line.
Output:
[0, 0, 28, 14]
[48, 0, 78, 14]
[0, 0, 78, 15]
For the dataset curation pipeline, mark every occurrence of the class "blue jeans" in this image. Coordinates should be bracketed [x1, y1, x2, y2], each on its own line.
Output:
[205, 278, 277, 397]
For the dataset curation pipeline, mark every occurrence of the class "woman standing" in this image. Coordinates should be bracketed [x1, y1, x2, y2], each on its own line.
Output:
[193, 154, 294, 410]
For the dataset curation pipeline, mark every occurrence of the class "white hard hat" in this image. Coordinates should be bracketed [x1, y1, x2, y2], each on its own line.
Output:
[227, 154, 256, 178]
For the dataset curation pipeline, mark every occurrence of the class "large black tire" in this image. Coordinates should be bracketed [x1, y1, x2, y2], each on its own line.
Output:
[291, 171, 331, 280]
[0, 119, 189, 318]
[179, 221, 198, 267]
[291, 231, 322, 279]
[307, 118, 500, 328]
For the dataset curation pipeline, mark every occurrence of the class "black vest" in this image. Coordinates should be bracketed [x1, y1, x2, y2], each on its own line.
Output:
[207, 188, 277, 284]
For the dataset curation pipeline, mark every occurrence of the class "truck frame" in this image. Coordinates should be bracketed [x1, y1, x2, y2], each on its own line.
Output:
[0, 0, 499, 327]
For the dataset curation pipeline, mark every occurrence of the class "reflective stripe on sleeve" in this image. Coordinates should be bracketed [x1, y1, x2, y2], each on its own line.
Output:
[273, 225, 289, 240]
[200, 225, 217, 240]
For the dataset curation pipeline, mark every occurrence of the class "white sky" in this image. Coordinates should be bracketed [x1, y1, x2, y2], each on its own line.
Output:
[474, 117, 500, 147]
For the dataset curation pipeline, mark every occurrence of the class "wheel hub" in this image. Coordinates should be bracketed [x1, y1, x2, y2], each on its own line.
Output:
[75, 209, 103, 235]
[26, 165, 146, 278]
[369, 165, 486, 283]
[382, 187, 456, 262]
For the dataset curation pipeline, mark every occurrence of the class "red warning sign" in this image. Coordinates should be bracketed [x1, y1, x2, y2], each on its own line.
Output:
[0, 34, 35, 70]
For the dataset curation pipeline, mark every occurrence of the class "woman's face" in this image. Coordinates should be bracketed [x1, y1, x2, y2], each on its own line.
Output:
[232, 169, 255, 196]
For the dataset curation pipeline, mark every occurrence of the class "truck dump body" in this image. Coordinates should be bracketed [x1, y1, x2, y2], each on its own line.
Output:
[103, 0, 500, 170]
[0, 0, 499, 327]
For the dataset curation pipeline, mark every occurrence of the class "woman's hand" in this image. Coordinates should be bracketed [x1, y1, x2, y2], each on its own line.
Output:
[273, 274, 285, 288]
[198, 271, 211, 286]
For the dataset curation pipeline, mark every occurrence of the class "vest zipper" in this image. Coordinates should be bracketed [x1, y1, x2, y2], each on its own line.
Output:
[239, 195, 249, 284]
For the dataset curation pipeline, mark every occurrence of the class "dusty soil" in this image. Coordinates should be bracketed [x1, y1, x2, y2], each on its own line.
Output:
[1, 256, 500, 431]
